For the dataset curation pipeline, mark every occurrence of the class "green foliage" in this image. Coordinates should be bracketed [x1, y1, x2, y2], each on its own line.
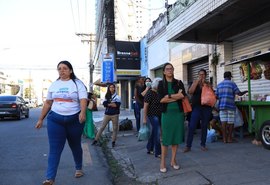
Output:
[211, 52, 220, 66]
[93, 86, 100, 98]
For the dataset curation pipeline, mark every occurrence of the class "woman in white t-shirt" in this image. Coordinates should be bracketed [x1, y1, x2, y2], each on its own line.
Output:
[35, 61, 88, 185]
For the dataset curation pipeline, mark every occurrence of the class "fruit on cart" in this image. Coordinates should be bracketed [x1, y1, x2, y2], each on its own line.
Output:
[259, 121, 270, 150]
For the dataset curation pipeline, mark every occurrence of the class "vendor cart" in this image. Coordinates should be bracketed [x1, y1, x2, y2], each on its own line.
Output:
[233, 59, 270, 149]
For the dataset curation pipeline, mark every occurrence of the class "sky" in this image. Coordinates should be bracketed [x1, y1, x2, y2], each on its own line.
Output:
[0, 0, 95, 82]
[0, 0, 176, 99]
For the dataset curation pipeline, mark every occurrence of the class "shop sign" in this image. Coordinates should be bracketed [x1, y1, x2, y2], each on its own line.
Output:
[101, 53, 115, 83]
[182, 44, 208, 63]
[116, 70, 140, 76]
[115, 41, 140, 70]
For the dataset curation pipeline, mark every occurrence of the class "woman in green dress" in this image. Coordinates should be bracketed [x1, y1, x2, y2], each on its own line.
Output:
[157, 63, 187, 173]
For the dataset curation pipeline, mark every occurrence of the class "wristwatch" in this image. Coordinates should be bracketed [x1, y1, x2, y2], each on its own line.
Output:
[168, 94, 171, 98]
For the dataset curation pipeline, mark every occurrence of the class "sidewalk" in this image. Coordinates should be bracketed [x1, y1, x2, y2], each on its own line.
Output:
[92, 108, 270, 185]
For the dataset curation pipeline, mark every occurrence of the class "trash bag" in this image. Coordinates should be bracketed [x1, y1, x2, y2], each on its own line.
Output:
[138, 123, 150, 141]
[206, 129, 217, 143]
[119, 118, 133, 131]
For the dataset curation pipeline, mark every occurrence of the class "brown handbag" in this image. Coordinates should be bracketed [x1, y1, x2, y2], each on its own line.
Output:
[182, 96, 192, 113]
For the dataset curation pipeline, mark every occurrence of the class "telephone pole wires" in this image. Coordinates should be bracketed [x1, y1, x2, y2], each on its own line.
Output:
[76, 33, 96, 92]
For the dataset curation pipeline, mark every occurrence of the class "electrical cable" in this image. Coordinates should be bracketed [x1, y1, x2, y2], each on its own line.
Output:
[69, 0, 78, 33]
[76, 0, 81, 31]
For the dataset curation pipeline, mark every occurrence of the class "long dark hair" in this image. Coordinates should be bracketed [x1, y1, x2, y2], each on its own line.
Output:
[105, 83, 115, 100]
[162, 62, 175, 88]
[57, 60, 77, 80]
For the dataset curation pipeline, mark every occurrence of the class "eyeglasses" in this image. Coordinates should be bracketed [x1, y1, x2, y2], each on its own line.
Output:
[57, 67, 70, 71]
[165, 67, 174, 71]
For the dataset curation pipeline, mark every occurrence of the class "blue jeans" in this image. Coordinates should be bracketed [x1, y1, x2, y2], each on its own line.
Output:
[134, 102, 142, 132]
[146, 116, 161, 157]
[46, 111, 85, 180]
[186, 105, 212, 148]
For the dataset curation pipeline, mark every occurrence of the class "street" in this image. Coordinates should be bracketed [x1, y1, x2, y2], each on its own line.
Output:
[2, 107, 270, 185]
[0, 108, 112, 185]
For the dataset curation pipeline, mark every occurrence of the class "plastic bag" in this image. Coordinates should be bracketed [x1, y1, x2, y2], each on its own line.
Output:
[206, 129, 217, 143]
[83, 109, 95, 139]
[201, 84, 217, 107]
[234, 107, 244, 128]
[138, 123, 150, 141]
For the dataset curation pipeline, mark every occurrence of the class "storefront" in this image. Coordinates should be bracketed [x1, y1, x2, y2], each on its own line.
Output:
[227, 22, 270, 148]
[230, 22, 270, 96]
[164, 0, 270, 148]
[115, 41, 141, 109]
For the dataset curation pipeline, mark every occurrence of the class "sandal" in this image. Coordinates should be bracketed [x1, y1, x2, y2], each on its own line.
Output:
[75, 170, 84, 178]
[42, 179, 54, 185]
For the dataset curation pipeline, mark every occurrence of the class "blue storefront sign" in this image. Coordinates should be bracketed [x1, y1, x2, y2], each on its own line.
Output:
[101, 53, 115, 83]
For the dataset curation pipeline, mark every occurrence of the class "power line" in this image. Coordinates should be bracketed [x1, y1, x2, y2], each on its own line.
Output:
[76, 0, 81, 31]
[69, 0, 77, 33]
[0, 66, 87, 70]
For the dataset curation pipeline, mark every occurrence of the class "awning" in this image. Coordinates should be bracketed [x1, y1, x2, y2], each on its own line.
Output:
[170, 0, 270, 43]
[93, 79, 107, 87]
[227, 47, 270, 65]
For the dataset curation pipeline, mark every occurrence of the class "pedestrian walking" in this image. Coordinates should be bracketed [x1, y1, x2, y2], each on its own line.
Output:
[143, 77, 162, 158]
[216, 71, 247, 143]
[35, 60, 88, 185]
[157, 63, 187, 173]
[92, 83, 121, 147]
[183, 69, 213, 153]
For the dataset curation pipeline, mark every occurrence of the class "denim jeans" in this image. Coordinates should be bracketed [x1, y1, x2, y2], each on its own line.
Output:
[46, 111, 85, 180]
[186, 105, 212, 148]
[134, 102, 142, 132]
[146, 116, 161, 157]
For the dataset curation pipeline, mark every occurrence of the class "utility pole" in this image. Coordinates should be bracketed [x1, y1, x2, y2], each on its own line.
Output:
[105, 0, 116, 81]
[76, 33, 96, 92]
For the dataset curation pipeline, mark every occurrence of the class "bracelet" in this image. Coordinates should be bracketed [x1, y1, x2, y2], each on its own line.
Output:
[168, 94, 171, 98]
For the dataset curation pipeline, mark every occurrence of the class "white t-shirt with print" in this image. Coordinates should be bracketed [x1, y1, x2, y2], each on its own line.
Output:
[46, 79, 87, 115]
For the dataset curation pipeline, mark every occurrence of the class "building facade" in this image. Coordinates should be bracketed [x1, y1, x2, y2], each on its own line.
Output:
[94, 0, 168, 109]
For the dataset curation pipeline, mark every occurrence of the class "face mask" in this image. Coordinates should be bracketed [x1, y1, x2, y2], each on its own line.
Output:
[146, 82, 152, 87]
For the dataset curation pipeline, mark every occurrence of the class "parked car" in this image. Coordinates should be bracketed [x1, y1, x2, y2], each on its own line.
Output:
[0, 95, 30, 120]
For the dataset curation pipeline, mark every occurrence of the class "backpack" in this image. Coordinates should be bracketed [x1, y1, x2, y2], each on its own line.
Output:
[119, 118, 133, 131]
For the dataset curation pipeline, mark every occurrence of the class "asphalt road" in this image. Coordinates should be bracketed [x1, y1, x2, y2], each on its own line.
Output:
[0, 108, 112, 185]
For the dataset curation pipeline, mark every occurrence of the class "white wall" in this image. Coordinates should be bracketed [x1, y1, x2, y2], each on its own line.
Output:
[147, 30, 169, 75]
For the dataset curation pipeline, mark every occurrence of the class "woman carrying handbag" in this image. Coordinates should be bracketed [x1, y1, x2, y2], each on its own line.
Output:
[157, 63, 188, 173]
[183, 69, 213, 153]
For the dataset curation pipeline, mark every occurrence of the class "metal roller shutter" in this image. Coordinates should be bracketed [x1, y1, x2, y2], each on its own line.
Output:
[232, 22, 270, 59]
[187, 58, 209, 85]
[232, 22, 270, 97]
